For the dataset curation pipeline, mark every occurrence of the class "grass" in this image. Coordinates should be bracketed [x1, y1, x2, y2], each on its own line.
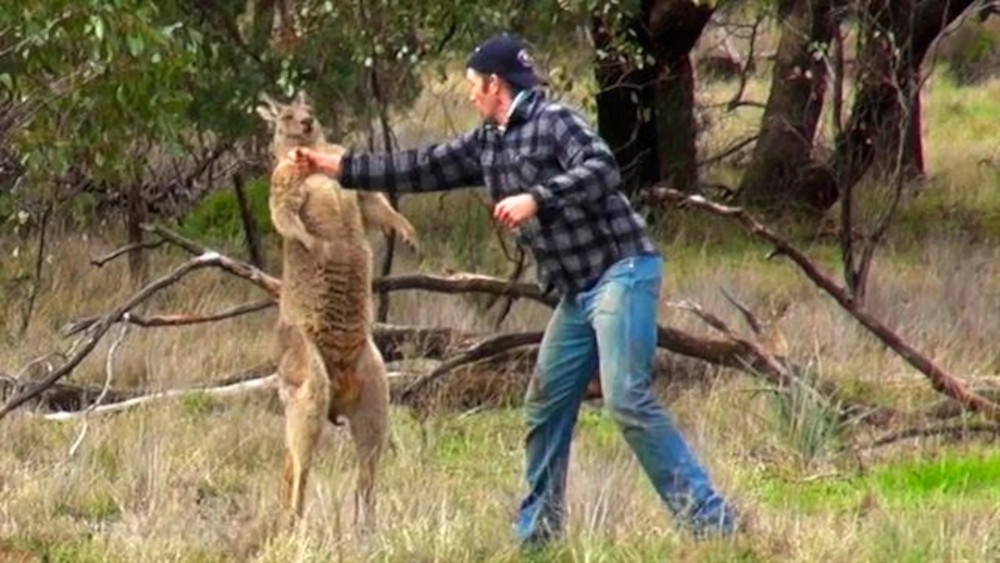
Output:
[759, 447, 1000, 513]
[1, 45, 1000, 563]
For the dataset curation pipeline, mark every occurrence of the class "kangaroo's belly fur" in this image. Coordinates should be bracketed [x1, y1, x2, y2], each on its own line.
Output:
[271, 164, 375, 414]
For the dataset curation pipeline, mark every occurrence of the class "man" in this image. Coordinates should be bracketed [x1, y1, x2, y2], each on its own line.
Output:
[292, 33, 737, 544]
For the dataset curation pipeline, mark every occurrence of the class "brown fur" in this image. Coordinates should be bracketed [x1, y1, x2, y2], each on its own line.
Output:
[257, 91, 417, 531]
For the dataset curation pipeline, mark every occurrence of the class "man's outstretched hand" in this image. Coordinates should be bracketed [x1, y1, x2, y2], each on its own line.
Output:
[288, 147, 342, 179]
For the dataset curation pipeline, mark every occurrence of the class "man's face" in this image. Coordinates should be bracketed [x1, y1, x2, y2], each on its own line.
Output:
[466, 68, 501, 123]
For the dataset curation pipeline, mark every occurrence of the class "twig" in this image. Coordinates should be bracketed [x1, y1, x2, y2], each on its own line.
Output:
[724, 12, 765, 111]
[10, 352, 66, 382]
[719, 287, 763, 336]
[667, 300, 798, 390]
[67, 323, 129, 456]
[648, 188, 1000, 421]
[698, 134, 759, 168]
[91, 239, 168, 268]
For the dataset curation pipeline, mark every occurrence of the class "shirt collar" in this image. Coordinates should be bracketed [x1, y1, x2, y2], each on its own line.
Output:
[498, 88, 537, 133]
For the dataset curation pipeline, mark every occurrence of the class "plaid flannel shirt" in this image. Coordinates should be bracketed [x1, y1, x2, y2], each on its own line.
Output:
[340, 89, 658, 296]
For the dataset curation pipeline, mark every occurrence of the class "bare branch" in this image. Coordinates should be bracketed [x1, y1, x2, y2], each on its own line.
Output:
[698, 134, 760, 168]
[372, 273, 556, 308]
[0, 253, 245, 420]
[855, 421, 1000, 451]
[91, 239, 168, 268]
[67, 324, 129, 456]
[43, 375, 278, 421]
[19, 203, 52, 336]
[141, 223, 282, 297]
[647, 187, 1000, 421]
[63, 300, 276, 337]
[668, 300, 798, 390]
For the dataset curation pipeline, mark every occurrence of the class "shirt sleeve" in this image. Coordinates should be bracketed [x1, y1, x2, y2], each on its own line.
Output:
[527, 106, 621, 213]
[339, 130, 485, 193]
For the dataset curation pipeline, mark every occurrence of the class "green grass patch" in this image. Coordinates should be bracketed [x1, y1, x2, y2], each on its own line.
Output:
[759, 449, 1000, 513]
[893, 176, 1000, 245]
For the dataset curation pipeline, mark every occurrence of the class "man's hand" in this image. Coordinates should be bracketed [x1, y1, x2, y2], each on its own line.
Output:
[288, 147, 342, 179]
[493, 193, 539, 229]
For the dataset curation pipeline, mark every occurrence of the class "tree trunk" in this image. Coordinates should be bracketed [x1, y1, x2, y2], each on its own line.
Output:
[830, 0, 974, 198]
[739, 0, 837, 210]
[591, 9, 660, 197]
[232, 172, 264, 270]
[646, 0, 714, 193]
[652, 55, 700, 192]
[126, 182, 148, 286]
[590, 0, 712, 196]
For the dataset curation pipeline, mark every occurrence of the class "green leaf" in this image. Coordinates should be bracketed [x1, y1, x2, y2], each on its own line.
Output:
[126, 35, 145, 56]
[89, 15, 105, 41]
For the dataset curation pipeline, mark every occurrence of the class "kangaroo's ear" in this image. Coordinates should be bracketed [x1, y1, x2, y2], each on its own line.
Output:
[256, 92, 281, 122]
[294, 90, 313, 107]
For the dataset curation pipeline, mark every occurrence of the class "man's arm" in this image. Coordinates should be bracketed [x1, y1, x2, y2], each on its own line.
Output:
[526, 106, 621, 214]
[341, 131, 484, 193]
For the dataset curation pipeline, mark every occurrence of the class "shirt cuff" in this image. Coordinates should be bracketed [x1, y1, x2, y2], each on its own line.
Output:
[528, 184, 560, 223]
[338, 151, 357, 188]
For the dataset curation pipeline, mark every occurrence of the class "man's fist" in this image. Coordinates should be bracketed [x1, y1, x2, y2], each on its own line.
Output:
[288, 147, 342, 178]
[493, 193, 539, 229]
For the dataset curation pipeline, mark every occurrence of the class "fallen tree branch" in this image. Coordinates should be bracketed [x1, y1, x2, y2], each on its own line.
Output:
[63, 300, 276, 336]
[141, 223, 282, 297]
[854, 421, 1000, 451]
[0, 252, 253, 420]
[42, 374, 278, 421]
[670, 300, 797, 389]
[91, 239, 168, 268]
[698, 134, 759, 168]
[67, 323, 129, 456]
[399, 331, 544, 404]
[3, 224, 899, 425]
[647, 187, 1000, 421]
[372, 272, 555, 308]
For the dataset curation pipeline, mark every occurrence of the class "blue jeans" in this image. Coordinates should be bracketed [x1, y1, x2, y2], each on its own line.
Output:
[514, 254, 736, 544]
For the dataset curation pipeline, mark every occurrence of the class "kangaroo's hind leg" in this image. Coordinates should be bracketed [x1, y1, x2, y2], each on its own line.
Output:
[277, 325, 330, 529]
[341, 338, 389, 531]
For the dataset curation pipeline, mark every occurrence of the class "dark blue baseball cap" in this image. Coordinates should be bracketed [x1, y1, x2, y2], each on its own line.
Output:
[466, 34, 543, 90]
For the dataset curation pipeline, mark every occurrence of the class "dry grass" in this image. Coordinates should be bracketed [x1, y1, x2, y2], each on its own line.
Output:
[1, 60, 999, 563]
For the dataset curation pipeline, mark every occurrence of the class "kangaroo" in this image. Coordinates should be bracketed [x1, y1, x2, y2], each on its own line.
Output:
[257, 91, 417, 530]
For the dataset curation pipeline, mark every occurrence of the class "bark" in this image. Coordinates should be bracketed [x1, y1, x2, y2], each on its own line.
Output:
[739, 0, 838, 210]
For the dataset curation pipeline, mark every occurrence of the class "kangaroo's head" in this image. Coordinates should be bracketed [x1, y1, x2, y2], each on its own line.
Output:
[256, 91, 322, 160]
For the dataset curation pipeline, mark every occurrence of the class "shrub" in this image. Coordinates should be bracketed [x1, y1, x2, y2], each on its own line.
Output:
[177, 175, 274, 245]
